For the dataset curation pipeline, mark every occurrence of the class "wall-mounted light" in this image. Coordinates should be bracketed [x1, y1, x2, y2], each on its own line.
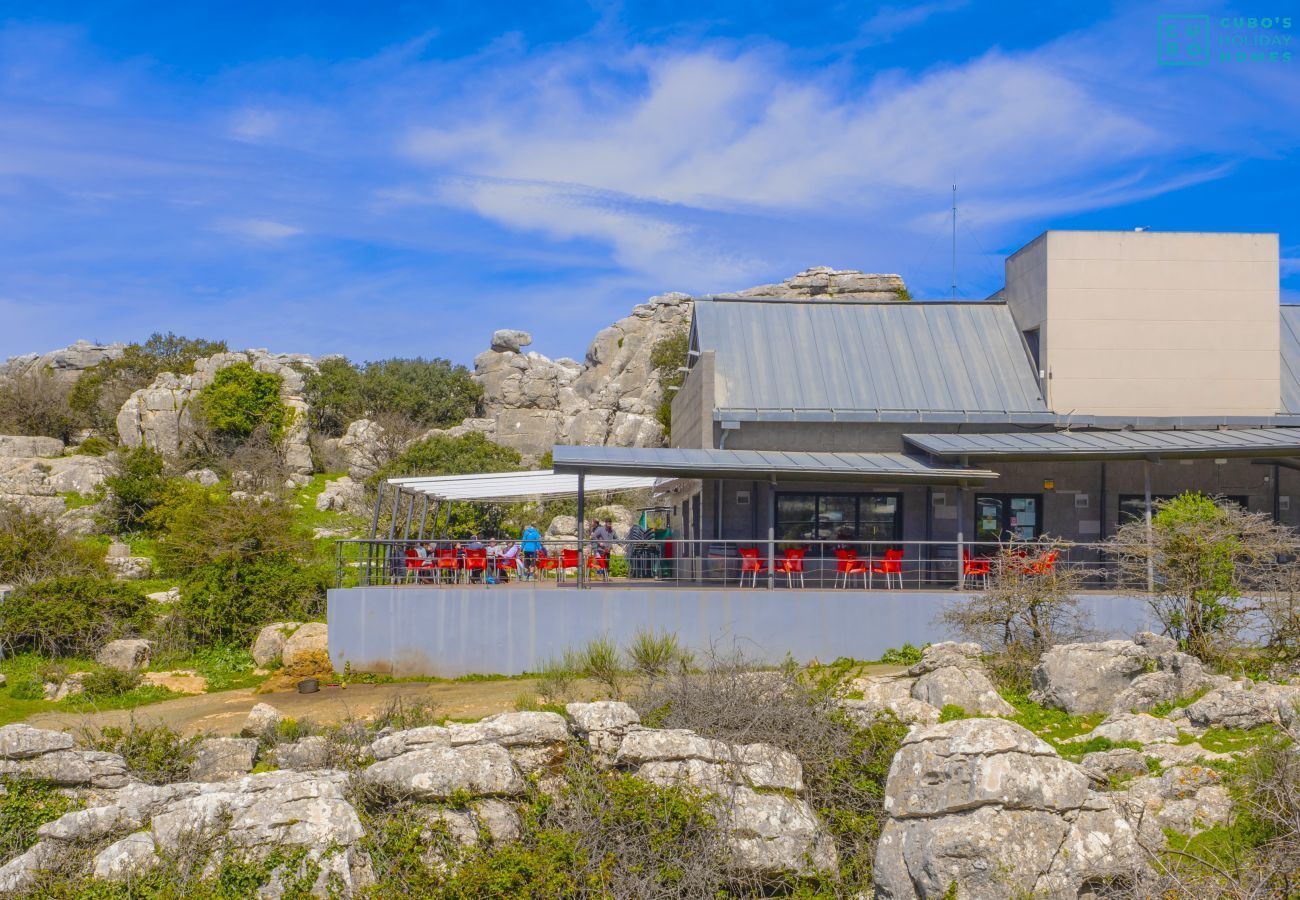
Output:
[1043, 479, 1056, 490]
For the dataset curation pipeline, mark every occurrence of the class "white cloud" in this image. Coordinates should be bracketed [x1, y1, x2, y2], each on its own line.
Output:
[221, 218, 302, 241]
[229, 107, 280, 142]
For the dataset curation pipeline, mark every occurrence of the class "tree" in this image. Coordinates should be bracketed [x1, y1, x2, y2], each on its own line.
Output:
[69, 332, 226, 434]
[941, 538, 1092, 658]
[195, 363, 288, 441]
[0, 369, 82, 442]
[103, 446, 169, 533]
[649, 326, 689, 436]
[1107, 492, 1298, 661]
[303, 356, 482, 437]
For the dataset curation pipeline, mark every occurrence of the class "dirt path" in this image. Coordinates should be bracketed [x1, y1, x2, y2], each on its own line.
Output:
[26, 680, 540, 738]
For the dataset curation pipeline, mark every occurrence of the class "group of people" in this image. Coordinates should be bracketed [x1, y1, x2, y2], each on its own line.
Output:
[406, 517, 666, 584]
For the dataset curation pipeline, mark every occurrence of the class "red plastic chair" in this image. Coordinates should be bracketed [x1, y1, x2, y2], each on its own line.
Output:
[871, 548, 904, 589]
[1024, 550, 1059, 576]
[402, 548, 424, 584]
[586, 552, 609, 582]
[738, 547, 766, 587]
[774, 547, 806, 588]
[962, 549, 991, 588]
[463, 548, 488, 582]
[558, 548, 581, 583]
[535, 552, 559, 580]
[433, 549, 459, 584]
[834, 548, 867, 589]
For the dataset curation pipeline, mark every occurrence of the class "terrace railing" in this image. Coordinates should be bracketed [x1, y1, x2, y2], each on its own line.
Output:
[333, 537, 1131, 591]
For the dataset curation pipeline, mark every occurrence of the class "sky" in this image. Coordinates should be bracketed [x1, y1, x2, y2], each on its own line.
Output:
[1, 0, 1298, 365]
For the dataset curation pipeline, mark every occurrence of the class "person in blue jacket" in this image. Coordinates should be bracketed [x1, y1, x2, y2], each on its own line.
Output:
[521, 524, 543, 580]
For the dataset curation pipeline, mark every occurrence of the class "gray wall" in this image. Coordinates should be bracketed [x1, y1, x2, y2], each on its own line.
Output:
[328, 586, 1155, 677]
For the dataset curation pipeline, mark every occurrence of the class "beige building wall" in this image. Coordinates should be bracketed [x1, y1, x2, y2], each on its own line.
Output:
[1004, 231, 1280, 417]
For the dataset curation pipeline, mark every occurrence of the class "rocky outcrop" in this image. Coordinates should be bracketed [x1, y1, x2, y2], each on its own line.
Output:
[281, 622, 329, 670]
[251, 622, 301, 667]
[1174, 679, 1300, 731]
[0, 446, 112, 532]
[115, 349, 315, 473]
[873, 718, 1143, 899]
[717, 266, 907, 301]
[908, 642, 1017, 716]
[1030, 632, 1222, 715]
[0, 340, 125, 380]
[315, 476, 364, 514]
[95, 639, 153, 672]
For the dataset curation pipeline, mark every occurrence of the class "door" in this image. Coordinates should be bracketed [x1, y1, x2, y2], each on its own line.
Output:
[974, 493, 1043, 543]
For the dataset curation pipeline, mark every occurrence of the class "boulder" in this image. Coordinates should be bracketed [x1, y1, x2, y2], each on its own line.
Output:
[906, 642, 1015, 716]
[1031, 632, 1214, 715]
[43, 671, 88, 701]
[315, 476, 363, 514]
[281, 622, 329, 670]
[92, 832, 162, 881]
[269, 736, 332, 770]
[251, 622, 301, 667]
[0, 749, 129, 788]
[146, 587, 180, 604]
[1182, 684, 1283, 730]
[184, 468, 221, 486]
[241, 703, 285, 739]
[105, 555, 153, 580]
[189, 738, 259, 783]
[360, 743, 526, 800]
[0, 724, 75, 759]
[1064, 713, 1179, 746]
[490, 329, 533, 353]
[95, 639, 153, 672]
[1079, 748, 1150, 781]
[0, 435, 64, 457]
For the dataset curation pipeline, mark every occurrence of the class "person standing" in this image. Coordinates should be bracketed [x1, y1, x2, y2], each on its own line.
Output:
[521, 523, 542, 580]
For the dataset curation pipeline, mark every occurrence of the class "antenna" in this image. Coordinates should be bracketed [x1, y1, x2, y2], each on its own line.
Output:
[951, 183, 957, 301]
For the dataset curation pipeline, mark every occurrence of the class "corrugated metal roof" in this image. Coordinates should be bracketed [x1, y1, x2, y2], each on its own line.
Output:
[1281, 307, 1300, 414]
[692, 299, 1050, 421]
[904, 428, 1300, 460]
[552, 445, 997, 482]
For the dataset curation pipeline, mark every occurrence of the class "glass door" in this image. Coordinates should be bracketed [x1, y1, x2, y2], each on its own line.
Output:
[974, 493, 1043, 543]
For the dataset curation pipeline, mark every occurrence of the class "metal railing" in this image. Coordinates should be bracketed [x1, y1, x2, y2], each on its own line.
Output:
[333, 537, 1127, 591]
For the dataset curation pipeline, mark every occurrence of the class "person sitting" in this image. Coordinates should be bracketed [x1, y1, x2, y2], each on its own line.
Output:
[485, 538, 500, 583]
[590, 519, 614, 558]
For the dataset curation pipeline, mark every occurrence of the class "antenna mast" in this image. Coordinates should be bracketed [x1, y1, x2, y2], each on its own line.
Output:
[951, 183, 957, 301]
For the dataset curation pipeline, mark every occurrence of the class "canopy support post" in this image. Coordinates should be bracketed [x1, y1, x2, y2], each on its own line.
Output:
[370, 481, 385, 540]
[387, 487, 401, 541]
[1144, 459, 1154, 593]
[576, 470, 586, 589]
[416, 495, 429, 541]
[956, 480, 966, 590]
[767, 479, 776, 590]
[403, 492, 416, 541]
[441, 502, 454, 539]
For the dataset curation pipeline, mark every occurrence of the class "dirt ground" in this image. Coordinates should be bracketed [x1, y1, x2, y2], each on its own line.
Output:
[26, 679, 544, 738]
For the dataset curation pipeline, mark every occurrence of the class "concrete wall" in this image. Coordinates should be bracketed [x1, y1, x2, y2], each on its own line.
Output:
[328, 586, 1154, 677]
[1005, 231, 1280, 417]
[669, 350, 714, 450]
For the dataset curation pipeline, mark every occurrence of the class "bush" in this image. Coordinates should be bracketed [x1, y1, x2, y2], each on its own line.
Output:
[80, 722, 200, 784]
[195, 363, 288, 441]
[0, 576, 153, 657]
[0, 776, 79, 860]
[304, 356, 482, 437]
[0, 502, 106, 587]
[102, 445, 169, 533]
[878, 643, 924, 666]
[74, 436, 111, 456]
[69, 332, 226, 433]
[176, 554, 329, 646]
[8, 678, 44, 701]
[649, 326, 689, 436]
[626, 628, 690, 678]
[151, 491, 308, 577]
[0, 369, 82, 442]
[80, 667, 142, 699]
[578, 636, 624, 698]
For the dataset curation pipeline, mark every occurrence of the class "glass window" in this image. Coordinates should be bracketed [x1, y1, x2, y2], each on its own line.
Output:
[860, 495, 900, 542]
[774, 492, 901, 553]
[776, 494, 817, 543]
[974, 493, 1042, 543]
[1023, 328, 1041, 371]
[820, 495, 858, 542]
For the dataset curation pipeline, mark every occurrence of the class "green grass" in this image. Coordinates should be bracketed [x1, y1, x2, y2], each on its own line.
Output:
[59, 491, 100, 511]
[1000, 690, 1104, 748]
[0, 652, 182, 725]
[1150, 686, 1211, 718]
[293, 473, 365, 539]
[1180, 724, 1286, 754]
[151, 645, 266, 692]
[1055, 736, 1142, 761]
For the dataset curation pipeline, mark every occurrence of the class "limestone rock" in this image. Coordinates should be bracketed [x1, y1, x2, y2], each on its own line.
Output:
[721, 267, 907, 301]
[146, 587, 180, 604]
[184, 467, 221, 486]
[1065, 713, 1179, 746]
[92, 831, 161, 881]
[96, 639, 153, 672]
[1182, 684, 1284, 730]
[43, 671, 88, 701]
[0, 749, 129, 788]
[269, 736, 332, 771]
[0, 435, 64, 457]
[1031, 632, 1214, 715]
[105, 555, 153, 580]
[1079, 748, 1149, 781]
[241, 703, 284, 739]
[491, 329, 533, 353]
[315, 476, 363, 514]
[251, 622, 301, 667]
[281, 622, 329, 670]
[906, 643, 1015, 716]
[360, 743, 525, 799]
[189, 738, 259, 782]
[0, 724, 75, 759]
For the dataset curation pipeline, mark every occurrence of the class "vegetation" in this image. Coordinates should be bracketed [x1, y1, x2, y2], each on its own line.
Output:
[194, 362, 289, 442]
[649, 325, 689, 435]
[1107, 492, 1298, 661]
[0, 777, 79, 860]
[0, 502, 106, 587]
[102, 445, 169, 533]
[0, 368, 81, 442]
[82, 721, 202, 785]
[303, 356, 482, 437]
[0, 576, 153, 657]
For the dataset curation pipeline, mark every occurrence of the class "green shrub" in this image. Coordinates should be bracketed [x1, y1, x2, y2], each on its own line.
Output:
[80, 667, 142, 699]
[578, 636, 623, 698]
[649, 326, 689, 436]
[8, 678, 44, 701]
[82, 721, 201, 785]
[0, 776, 79, 860]
[151, 490, 310, 577]
[176, 555, 329, 645]
[626, 628, 689, 678]
[938, 704, 972, 722]
[102, 445, 168, 533]
[0, 576, 153, 657]
[74, 436, 111, 456]
[0, 502, 106, 587]
[195, 363, 288, 441]
[0, 369, 82, 442]
[304, 356, 482, 437]
[879, 643, 925, 666]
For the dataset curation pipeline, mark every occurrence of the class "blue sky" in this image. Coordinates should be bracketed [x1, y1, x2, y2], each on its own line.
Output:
[1, 0, 1297, 365]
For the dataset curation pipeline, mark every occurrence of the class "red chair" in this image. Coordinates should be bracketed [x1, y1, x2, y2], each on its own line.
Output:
[738, 547, 766, 587]
[962, 550, 990, 588]
[496, 557, 516, 582]
[535, 552, 559, 579]
[434, 549, 459, 584]
[586, 553, 609, 582]
[1024, 550, 1059, 576]
[871, 548, 904, 589]
[402, 548, 425, 584]
[558, 549, 581, 583]
[834, 548, 867, 589]
[463, 548, 488, 583]
[774, 547, 807, 588]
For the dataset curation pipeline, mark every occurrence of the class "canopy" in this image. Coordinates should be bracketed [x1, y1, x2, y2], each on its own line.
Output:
[903, 427, 1300, 461]
[386, 469, 659, 503]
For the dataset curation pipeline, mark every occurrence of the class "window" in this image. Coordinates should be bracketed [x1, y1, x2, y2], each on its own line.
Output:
[1118, 494, 1249, 524]
[1023, 328, 1041, 372]
[974, 493, 1042, 543]
[775, 492, 902, 553]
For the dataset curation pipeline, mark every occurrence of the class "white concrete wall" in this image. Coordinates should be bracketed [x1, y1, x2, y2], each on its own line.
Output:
[1005, 231, 1280, 417]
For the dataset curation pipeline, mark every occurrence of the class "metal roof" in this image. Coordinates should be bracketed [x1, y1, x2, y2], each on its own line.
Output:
[1281, 307, 1300, 414]
[551, 445, 998, 482]
[387, 470, 659, 502]
[904, 428, 1300, 461]
[692, 299, 1051, 423]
